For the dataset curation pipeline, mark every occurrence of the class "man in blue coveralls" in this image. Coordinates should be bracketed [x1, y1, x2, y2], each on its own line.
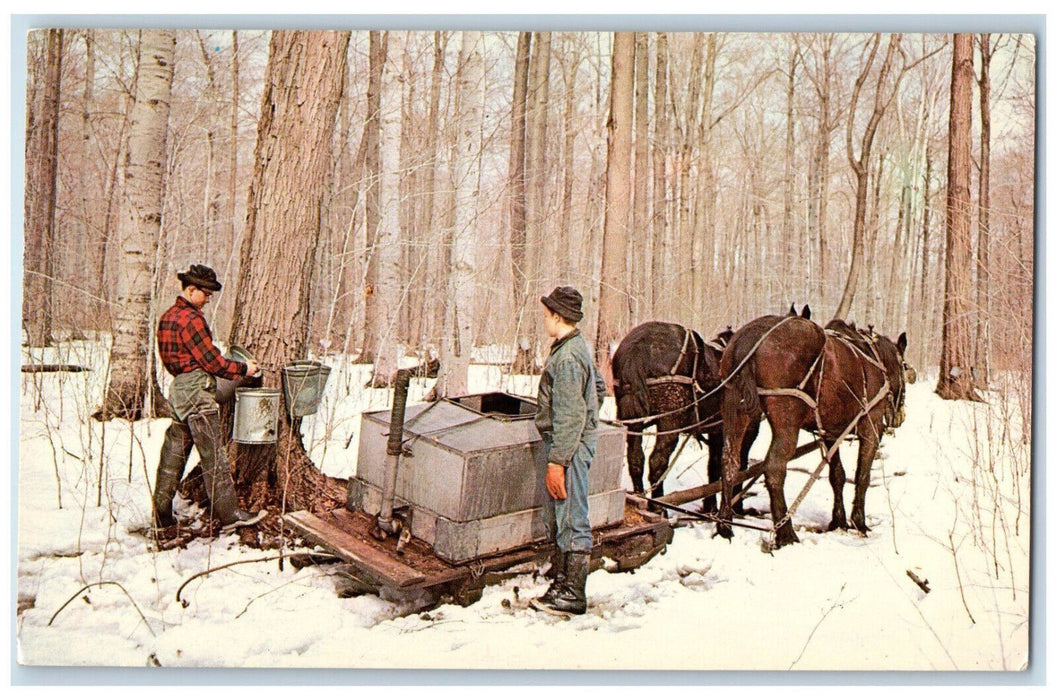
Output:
[531, 286, 607, 616]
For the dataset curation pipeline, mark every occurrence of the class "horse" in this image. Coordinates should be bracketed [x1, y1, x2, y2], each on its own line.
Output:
[610, 321, 755, 512]
[716, 314, 909, 548]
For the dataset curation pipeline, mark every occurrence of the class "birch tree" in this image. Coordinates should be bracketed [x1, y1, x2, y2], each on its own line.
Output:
[435, 30, 483, 398]
[99, 29, 175, 420]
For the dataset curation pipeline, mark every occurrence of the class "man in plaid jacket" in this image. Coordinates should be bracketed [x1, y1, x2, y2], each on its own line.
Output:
[153, 264, 264, 532]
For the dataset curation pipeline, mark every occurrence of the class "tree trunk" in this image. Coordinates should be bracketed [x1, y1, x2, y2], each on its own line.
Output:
[360, 31, 385, 366]
[23, 29, 63, 349]
[228, 29, 351, 518]
[974, 33, 992, 388]
[99, 29, 175, 420]
[508, 31, 532, 373]
[527, 32, 553, 295]
[835, 34, 899, 320]
[435, 31, 483, 398]
[597, 32, 634, 379]
[631, 32, 650, 323]
[368, 30, 405, 386]
[936, 33, 981, 401]
[651, 32, 670, 319]
[781, 42, 797, 285]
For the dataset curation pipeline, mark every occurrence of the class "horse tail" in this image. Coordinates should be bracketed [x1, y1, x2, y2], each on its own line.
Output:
[722, 355, 761, 420]
[612, 353, 650, 421]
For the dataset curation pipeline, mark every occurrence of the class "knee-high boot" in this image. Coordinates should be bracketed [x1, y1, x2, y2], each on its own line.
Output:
[536, 550, 567, 606]
[153, 421, 194, 528]
[187, 409, 259, 527]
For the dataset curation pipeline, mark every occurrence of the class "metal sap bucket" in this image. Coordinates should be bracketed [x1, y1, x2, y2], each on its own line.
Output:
[216, 345, 258, 404]
[233, 388, 280, 444]
[281, 360, 332, 418]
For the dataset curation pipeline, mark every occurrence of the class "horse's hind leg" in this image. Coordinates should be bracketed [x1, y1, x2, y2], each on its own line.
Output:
[626, 426, 647, 494]
[648, 429, 679, 499]
[717, 413, 750, 540]
[703, 430, 722, 513]
[825, 441, 849, 531]
[762, 418, 800, 548]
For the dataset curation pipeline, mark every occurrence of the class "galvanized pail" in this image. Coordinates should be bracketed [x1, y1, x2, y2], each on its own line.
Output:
[281, 360, 332, 418]
[216, 344, 258, 404]
[233, 387, 280, 444]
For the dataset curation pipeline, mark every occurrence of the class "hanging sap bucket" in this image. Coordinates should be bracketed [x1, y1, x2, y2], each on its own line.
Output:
[233, 388, 281, 444]
[281, 360, 332, 418]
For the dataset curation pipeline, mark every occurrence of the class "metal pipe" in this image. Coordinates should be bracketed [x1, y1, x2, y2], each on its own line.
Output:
[375, 368, 414, 538]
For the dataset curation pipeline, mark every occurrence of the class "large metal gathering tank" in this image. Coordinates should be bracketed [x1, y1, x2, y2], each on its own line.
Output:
[347, 392, 627, 564]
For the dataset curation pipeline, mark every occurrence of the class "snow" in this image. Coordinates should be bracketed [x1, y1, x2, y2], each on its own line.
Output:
[12, 340, 1034, 675]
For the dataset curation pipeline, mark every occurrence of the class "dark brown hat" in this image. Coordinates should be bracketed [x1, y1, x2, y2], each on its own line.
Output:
[177, 264, 222, 292]
[541, 286, 583, 322]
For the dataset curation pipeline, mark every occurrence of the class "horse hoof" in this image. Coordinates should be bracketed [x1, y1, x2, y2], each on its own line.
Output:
[775, 529, 799, 548]
[827, 519, 848, 532]
[715, 524, 734, 540]
[853, 522, 870, 535]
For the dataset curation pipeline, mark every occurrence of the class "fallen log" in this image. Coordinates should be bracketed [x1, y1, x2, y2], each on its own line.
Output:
[22, 364, 90, 373]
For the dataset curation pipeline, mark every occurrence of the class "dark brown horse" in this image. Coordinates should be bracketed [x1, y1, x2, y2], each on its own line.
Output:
[717, 315, 909, 547]
[611, 321, 756, 511]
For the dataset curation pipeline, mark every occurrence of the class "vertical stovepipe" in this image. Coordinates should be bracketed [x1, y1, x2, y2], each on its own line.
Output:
[376, 368, 414, 536]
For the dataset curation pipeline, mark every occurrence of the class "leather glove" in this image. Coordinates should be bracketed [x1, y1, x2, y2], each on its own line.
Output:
[545, 463, 567, 500]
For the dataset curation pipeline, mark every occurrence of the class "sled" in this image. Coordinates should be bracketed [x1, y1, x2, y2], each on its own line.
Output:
[284, 498, 672, 607]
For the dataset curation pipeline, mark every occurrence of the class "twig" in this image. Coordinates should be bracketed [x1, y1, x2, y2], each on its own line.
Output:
[948, 531, 977, 624]
[48, 581, 156, 637]
[906, 569, 930, 593]
[175, 552, 311, 606]
[789, 583, 847, 669]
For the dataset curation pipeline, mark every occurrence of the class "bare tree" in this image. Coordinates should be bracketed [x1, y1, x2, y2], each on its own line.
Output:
[937, 33, 981, 402]
[435, 31, 483, 398]
[99, 29, 175, 420]
[23, 29, 63, 349]
[228, 29, 351, 514]
[650, 31, 670, 318]
[597, 32, 634, 376]
[508, 31, 532, 373]
[974, 33, 994, 388]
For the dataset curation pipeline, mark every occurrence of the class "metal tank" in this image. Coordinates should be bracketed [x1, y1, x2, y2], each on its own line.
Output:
[347, 391, 626, 564]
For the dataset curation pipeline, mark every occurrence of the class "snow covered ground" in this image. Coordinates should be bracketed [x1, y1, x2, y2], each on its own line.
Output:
[12, 339, 1034, 675]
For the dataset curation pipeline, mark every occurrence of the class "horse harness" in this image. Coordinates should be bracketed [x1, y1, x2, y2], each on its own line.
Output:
[618, 326, 724, 436]
[756, 328, 894, 538]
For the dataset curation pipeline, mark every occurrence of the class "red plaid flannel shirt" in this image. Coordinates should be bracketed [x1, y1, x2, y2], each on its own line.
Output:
[157, 296, 246, 380]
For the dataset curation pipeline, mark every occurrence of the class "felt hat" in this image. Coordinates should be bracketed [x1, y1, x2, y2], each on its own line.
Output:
[177, 264, 222, 292]
[540, 286, 584, 323]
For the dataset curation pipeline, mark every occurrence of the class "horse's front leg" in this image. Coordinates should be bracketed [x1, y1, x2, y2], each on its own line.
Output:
[850, 418, 882, 534]
[825, 440, 849, 531]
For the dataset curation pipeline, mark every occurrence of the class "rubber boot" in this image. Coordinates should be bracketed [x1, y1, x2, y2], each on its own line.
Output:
[534, 551, 590, 616]
[153, 421, 194, 529]
[536, 550, 567, 606]
[186, 409, 260, 527]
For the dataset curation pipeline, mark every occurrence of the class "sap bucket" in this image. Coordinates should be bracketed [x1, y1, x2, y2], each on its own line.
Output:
[281, 360, 332, 418]
[233, 388, 281, 444]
